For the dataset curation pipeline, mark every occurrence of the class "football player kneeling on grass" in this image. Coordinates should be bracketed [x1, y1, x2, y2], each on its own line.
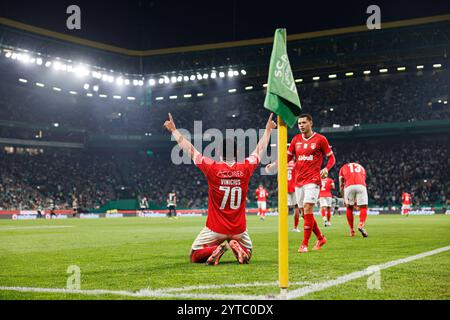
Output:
[164, 113, 276, 265]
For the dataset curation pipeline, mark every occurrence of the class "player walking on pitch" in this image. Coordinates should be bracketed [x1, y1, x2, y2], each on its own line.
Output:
[319, 174, 335, 227]
[339, 162, 369, 237]
[401, 192, 412, 216]
[267, 114, 336, 253]
[255, 184, 269, 220]
[164, 112, 276, 265]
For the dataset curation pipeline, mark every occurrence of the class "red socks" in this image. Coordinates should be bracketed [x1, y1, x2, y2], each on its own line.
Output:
[294, 208, 300, 229]
[321, 208, 326, 218]
[190, 246, 217, 263]
[302, 214, 323, 246]
[346, 207, 354, 230]
[359, 206, 367, 228]
[327, 208, 331, 222]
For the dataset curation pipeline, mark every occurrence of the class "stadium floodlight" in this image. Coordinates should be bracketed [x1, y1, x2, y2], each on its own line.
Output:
[138, 80, 144, 86]
[379, 68, 388, 73]
[69, 91, 77, 95]
[52, 87, 61, 92]
[438, 100, 442, 103]
[433, 64, 442, 68]
[132, 79, 139, 86]
[190, 75, 196, 81]
[45, 61, 52, 68]
[397, 67, 406, 71]
[294, 78, 303, 83]
[102, 74, 109, 82]
[127, 96, 136, 101]
[18, 78, 28, 83]
[363, 70, 371, 75]
[116, 77, 124, 86]
[263, 83, 268, 87]
[53, 61, 62, 71]
[228, 88, 237, 93]
[177, 76, 183, 82]
[184, 94, 192, 98]
[83, 83, 90, 90]
[169, 95, 178, 100]
[312, 76, 320, 81]
[416, 65, 424, 70]
[164, 77, 170, 84]
[245, 86, 253, 90]
[93, 85, 99, 92]
[53, 123, 59, 127]
[155, 97, 164, 101]
[241, 69, 247, 75]
[183, 76, 189, 82]
[233, 70, 239, 76]
[171, 76, 177, 83]
[328, 74, 337, 79]
[219, 72, 225, 78]
[158, 78, 164, 84]
[99, 94, 108, 98]
[108, 76, 115, 83]
[228, 70, 234, 78]
[210, 72, 217, 79]
[345, 72, 354, 77]
[203, 74, 209, 79]
[86, 93, 93, 97]
[444, 101, 448, 104]
[197, 74, 203, 80]
[124, 79, 130, 86]
[149, 79, 156, 86]
[75, 65, 90, 77]
[35, 82, 45, 87]
[92, 71, 102, 79]
[330, 108, 334, 111]
[5, 51, 12, 58]
[197, 93, 204, 97]
[332, 124, 341, 128]
[113, 95, 121, 99]
[67, 65, 74, 73]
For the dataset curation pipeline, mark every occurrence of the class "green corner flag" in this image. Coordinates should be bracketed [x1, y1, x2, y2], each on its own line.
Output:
[264, 28, 302, 128]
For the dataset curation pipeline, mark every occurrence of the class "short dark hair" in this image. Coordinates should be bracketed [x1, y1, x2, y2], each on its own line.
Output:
[299, 113, 313, 122]
[220, 138, 237, 161]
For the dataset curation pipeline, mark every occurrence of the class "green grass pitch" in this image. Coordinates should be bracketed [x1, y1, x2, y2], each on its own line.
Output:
[0, 214, 449, 300]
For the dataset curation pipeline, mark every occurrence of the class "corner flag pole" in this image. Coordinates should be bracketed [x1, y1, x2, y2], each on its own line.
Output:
[278, 116, 289, 298]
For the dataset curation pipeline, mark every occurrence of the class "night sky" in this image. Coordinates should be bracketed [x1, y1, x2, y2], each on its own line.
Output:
[1, 0, 449, 50]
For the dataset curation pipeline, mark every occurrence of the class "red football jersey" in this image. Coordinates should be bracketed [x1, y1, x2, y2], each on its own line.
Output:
[287, 161, 296, 193]
[195, 152, 260, 234]
[288, 132, 333, 187]
[319, 177, 334, 198]
[402, 193, 412, 205]
[339, 163, 367, 187]
[256, 187, 268, 201]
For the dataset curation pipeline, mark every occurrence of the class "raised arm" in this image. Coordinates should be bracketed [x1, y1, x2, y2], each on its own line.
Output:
[251, 113, 277, 159]
[164, 113, 201, 161]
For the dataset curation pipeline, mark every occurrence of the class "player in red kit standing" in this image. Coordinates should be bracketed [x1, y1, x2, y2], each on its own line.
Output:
[319, 174, 335, 227]
[401, 192, 412, 216]
[164, 113, 276, 265]
[267, 114, 336, 253]
[288, 160, 301, 232]
[255, 185, 269, 220]
[339, 162, 369, 237]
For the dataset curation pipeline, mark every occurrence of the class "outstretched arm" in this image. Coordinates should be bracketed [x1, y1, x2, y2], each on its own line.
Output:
[164, 113, 201, 161]
[251, 113, 277, 159]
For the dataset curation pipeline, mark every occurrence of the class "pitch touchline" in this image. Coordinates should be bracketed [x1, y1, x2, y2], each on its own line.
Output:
[287, 245, 450, 299]
[0, 226, 74, 231]
[0, 245, 448, 299]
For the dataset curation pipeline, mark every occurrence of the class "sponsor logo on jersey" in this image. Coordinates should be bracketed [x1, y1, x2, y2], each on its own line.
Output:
[297, 155, 314, 161]
[217, 170, 244, 178]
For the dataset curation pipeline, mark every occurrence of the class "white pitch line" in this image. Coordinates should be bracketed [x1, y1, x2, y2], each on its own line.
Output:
[0, 226, 74, 231]
[287, 245, 450, 299]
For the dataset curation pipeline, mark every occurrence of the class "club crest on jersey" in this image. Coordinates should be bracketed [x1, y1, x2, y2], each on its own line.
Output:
[311, 143, 316, 150]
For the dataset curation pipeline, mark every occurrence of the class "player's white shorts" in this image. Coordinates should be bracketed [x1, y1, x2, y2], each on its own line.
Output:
[344, 184, 368, 206]
[319, 197, 332, 208]
[288, 192, 296, 207]
[295, 184, 320, 208]
[401, 204, 411, 210]
[257, 201, 266, 211]
[191, 227, 253, 252]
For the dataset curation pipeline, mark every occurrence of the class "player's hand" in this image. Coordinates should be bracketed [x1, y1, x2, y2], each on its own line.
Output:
[320, 168, 328, 179]
[265, 163, 276, 174]
[164, 113, 176, 133]
[266, 113, 277, 130]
